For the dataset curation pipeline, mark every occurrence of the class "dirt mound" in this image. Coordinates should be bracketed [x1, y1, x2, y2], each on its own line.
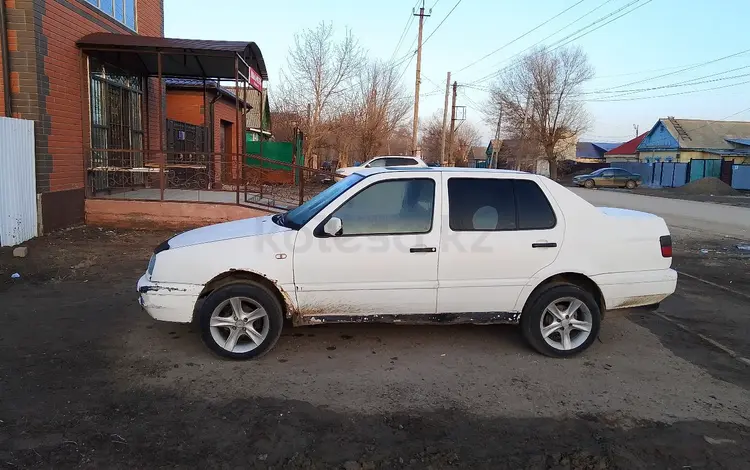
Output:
[676, 177, 740, 196]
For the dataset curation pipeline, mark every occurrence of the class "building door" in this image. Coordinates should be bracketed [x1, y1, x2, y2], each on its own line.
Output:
[220, 120, 233, 183]
[720, 159, 734, 185]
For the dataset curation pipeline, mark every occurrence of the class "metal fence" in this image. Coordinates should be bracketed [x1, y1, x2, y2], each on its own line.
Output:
[0, 117, 37, 246]
[85, 147, 334, 210]
[611, 162, 690, 188]
[732, 165, 750, 190]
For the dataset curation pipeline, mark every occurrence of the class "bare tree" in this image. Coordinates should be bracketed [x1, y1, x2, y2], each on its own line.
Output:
[278, 22, 364, 162]
[487, 46, 593, 179]
[420, 110, 480, 166]
[354, 60, 412, 158]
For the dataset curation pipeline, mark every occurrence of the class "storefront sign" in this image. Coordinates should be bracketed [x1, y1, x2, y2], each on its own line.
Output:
[249, 67, 263, 92]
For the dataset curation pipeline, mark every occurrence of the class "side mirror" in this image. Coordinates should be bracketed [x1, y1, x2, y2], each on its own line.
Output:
[323, 217, 343, 237]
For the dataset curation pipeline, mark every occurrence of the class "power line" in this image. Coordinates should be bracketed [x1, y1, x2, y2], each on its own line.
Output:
[591, 47, 750, 92]
[456, 0, 587, 74]
[422, 0, 464, 46]
[549, 0, 654, 51]
[466, 0, 620, 84]
[390, 7, 418, 61]
[587, 78, 750, 102]
[471, 0, 651, 86]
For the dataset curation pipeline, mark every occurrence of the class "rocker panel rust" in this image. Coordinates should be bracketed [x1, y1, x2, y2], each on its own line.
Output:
[293, 311, 521, 326]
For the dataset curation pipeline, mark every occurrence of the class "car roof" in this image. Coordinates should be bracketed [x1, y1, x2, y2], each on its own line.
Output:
[366, 155, 423, 161]
[353, 167, 527, 177]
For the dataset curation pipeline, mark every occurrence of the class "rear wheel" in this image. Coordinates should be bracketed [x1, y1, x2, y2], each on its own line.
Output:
[521, 284, 601, 358]
[625, 179, 637, 189]
[584, 179, 595, 189]
[198, 283, 284, 360]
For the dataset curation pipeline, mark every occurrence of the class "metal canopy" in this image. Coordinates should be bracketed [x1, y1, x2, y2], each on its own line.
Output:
[77, 33, 268, 80]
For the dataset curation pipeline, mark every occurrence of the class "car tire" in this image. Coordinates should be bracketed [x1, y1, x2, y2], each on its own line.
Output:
[625, 180, 637, 189]
[198, 282, 284, 360]
[521, 284, 601, 358]
[584, 179, 595, 189]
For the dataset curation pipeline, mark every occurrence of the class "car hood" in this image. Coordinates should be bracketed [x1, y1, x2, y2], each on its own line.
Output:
[167, 215, 292, 249]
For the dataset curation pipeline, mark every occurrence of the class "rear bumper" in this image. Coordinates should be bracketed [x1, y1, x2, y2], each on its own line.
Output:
[137, 274, 202, 323]
[592, 269, 677, 311]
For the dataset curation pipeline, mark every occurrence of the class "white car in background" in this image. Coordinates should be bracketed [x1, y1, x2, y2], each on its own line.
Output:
[138, 167, 677, 360]
[335, 155, 428, 178]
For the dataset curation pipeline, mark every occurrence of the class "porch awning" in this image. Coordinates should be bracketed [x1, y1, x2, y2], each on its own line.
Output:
[77, 33, 268, 80]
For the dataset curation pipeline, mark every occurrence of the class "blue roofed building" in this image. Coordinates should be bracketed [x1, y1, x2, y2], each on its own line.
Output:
[637, 117, 750, 164]
[575, 141, 622, 162]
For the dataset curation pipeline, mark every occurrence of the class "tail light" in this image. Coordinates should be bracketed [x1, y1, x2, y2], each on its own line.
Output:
[660, 235, 672, 258]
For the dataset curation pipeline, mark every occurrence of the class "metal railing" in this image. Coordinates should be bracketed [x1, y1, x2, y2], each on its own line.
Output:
[85, 147, 335, 210]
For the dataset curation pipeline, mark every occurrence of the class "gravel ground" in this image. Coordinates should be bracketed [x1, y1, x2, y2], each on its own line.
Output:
[1, 226, 749, 469]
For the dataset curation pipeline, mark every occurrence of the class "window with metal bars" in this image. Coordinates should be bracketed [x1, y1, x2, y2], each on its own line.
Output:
[85, 0, 136, 30]
[89, 59, 144, 191]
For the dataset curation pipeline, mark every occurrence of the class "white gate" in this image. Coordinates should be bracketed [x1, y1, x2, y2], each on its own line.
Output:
[0, 117, 37, 247]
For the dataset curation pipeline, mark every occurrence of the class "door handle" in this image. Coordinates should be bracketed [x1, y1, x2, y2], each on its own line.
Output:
[532, 242, 557, 248]
[410, 247, 437, 253]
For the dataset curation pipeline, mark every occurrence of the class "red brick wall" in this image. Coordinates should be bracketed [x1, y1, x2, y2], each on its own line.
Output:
[43, 0, 164, 193]
[166, 89, 242, 184]
[166, 90, 205, 126]
[0, 0, 163, 231]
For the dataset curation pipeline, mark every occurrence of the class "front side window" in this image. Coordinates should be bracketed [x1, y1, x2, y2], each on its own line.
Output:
[448, 178, 556, 231]
[601, 170, 615, 177]
[331, 179, 435, 236]
[284, 174, 364, 229]
[86, 0, 136, 30]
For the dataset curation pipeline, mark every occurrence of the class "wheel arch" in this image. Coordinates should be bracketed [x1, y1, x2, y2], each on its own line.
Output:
[521, 272, 606, 317]
[193, 270, 294, 322]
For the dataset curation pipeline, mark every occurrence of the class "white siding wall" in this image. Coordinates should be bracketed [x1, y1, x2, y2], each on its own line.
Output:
[0, 117, 37, 247]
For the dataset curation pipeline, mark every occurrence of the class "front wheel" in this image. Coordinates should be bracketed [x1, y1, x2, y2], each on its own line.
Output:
[584, 179, 595, 189]
[521, 284, 601, 358]
[625, 180, 637, 189]
[199, 283, 284, 360]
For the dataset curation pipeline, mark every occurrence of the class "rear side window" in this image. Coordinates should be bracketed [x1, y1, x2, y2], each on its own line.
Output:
[514, 180, 557, 230]
[386, 157, 418, 166]
[448, 179, 516, 231]
[447, 178, 556, 231]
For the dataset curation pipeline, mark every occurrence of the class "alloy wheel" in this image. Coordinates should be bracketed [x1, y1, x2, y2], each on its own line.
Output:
[209, 297, 270, 353]
[539, 297, 594, 351]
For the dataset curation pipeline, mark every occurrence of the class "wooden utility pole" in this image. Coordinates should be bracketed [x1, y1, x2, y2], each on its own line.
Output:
[411, 1, 430, 156]
[447, 81, 458, 166]
[439, 71, 451, 165]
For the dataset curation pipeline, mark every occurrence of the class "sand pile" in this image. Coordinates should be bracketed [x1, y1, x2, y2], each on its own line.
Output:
[675, 177, 740, 196]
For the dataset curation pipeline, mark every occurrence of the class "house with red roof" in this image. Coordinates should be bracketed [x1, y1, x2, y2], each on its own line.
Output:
[604, 133, 647, 162]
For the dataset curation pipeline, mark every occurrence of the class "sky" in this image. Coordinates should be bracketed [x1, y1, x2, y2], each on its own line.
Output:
[165, 0, 750, 145]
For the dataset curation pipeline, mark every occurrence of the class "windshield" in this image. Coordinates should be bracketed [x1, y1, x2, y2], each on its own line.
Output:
[281, 174, 365, 229]
[589, 168, 606, 176]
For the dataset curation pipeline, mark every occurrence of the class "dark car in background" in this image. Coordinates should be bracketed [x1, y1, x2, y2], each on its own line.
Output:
[573, 167, 642, 189]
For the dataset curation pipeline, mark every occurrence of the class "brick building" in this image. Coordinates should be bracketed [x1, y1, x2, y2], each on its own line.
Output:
[2, 0, 269, 232]
[0, 0, 164, 231]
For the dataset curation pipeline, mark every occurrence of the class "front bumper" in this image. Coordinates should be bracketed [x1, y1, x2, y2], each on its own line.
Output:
[137, 274, 202, 323]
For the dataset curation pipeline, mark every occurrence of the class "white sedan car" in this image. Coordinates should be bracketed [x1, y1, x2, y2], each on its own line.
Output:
[335, 155, 428, 178]
[138, 167, 677, 360]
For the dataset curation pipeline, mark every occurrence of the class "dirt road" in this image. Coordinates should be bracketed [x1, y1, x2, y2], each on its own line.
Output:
[1, 218, 750, 469]
[572, 187, 750, 238]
